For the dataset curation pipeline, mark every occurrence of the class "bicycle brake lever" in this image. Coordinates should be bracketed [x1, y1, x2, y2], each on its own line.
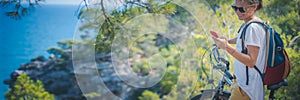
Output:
[219, 57, 229, 65]
[213, 63, 226, 71]
[218, 57, 230, 70]
[212, 44, 217, 47]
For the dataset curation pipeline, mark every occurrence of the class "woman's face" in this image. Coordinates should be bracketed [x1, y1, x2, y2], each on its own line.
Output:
[234, 0, 256, 21]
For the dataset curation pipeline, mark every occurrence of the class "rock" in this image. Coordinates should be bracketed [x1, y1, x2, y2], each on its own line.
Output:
[4, 51, 141, 100]
[19, 64, 28, 70]
[3, 79, 11, 85]
[10, 70, 24, 80]
[48, 80, 71, 94]
[30, 55, 45, 62]
[5, 57, 85, 100]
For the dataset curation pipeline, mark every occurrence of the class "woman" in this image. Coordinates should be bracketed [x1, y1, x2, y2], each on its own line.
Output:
[212, 0, 265, 99]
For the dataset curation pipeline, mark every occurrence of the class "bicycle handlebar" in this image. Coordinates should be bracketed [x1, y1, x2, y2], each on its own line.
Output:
[210, 45, 233, 80]
[210, 45, 229, 67]
[224, 70, 233, 80]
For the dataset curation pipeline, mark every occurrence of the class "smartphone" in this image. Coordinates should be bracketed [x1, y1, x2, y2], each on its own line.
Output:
[210, 31, 219, 38]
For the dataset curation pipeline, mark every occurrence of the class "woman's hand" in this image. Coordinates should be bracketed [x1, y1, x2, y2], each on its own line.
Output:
[212, 36, 229, 50]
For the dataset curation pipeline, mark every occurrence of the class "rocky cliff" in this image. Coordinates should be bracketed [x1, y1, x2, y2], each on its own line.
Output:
[4, 51, 139, 100]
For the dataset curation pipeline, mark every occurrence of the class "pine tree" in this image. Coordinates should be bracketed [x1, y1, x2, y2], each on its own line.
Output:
[138, 90, 160, 100]
[5, 74, 55, 100]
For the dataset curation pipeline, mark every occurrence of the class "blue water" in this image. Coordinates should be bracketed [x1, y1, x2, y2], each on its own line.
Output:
[0, 4, 78, 99]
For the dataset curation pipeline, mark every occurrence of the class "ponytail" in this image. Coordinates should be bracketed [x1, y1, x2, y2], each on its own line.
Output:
[256, 0, 263, 11]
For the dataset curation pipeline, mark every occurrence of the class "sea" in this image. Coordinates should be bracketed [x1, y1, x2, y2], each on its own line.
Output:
[0, 4, 79, 99]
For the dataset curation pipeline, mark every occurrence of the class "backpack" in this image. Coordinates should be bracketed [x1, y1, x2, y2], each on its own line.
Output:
[239, 21, 292, 85]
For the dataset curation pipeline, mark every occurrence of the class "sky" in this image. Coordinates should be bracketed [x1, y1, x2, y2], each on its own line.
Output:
[45, 0, 82, 5]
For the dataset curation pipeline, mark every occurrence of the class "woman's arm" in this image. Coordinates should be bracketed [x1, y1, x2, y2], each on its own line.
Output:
[225, 44, 259, 67]
[212, 37, 259, 68]
[228, 38, 237, 44]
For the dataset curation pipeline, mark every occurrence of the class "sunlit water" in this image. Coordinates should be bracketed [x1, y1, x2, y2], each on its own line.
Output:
[0, 4, 78, 99]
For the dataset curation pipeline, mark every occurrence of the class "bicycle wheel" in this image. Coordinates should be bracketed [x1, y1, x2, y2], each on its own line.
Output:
[215, 92, 230, 100]
[191, 89, 216, 100]
[190, 94, 203, 100]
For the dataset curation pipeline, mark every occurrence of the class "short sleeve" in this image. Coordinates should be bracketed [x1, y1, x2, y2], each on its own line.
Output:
[245, 23, 266, 47]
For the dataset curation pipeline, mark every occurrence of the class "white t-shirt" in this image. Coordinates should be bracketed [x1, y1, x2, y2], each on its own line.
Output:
[234, 23, 266, 100]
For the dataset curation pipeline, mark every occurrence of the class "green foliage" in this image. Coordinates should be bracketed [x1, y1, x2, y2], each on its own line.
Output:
[263, 0, 300, 41]
[5, 74, 54, 100]
[83, 92, 101, 99]
[89, 1, 179, 53]
[138, 90, 160, 100]
[57, 40, 81, 50]
[132, 60, 151, 76]
[47, 47, 68, 59]
[78, 0, 299, 99]
[160, 65, 179, 94]
[47, 39, 79, 59]
[271, 48, 300, 99]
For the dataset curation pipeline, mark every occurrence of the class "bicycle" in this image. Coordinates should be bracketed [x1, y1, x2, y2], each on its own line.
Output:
[190, 45, 289, 100]
[190, 44, 233, 100]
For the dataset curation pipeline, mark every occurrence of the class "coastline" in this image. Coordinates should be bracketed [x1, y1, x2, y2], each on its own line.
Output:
[0, 4, 78, 99]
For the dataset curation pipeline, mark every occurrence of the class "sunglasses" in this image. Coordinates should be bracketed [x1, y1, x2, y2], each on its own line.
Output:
[231, 6, 246, 13]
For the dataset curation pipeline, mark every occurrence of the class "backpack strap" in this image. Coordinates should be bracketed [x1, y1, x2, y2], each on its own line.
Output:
[239, 21, 268, 85]
[237, 23, 245, 34]
[254, 66, 264, 81]
[264, 24, 271, 74]
[240, 22, 255, 85]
